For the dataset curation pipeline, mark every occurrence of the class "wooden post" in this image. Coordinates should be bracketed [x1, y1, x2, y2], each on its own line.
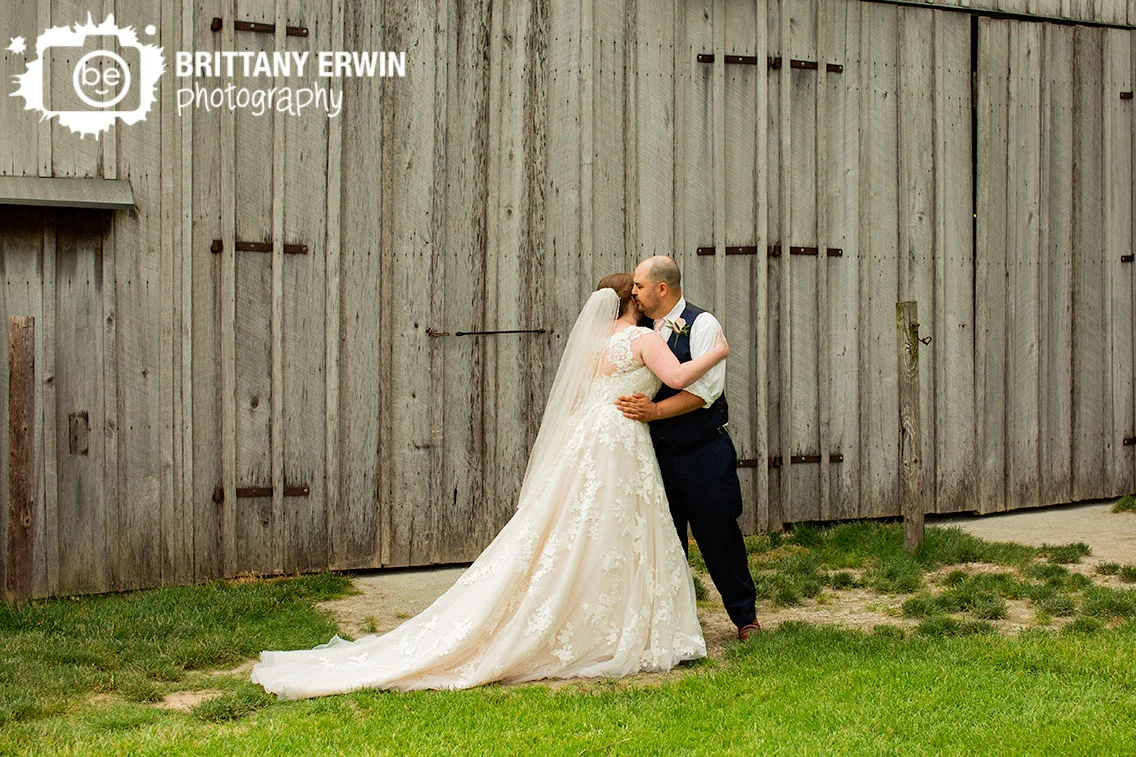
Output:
[896, 302, 924, 552]
[7, 316, 35, 605]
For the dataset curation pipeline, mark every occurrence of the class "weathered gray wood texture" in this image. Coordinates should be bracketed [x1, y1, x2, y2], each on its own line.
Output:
[0, 0, 1133, 598]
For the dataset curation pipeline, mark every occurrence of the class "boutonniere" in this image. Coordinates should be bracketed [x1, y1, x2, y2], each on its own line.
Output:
[666, 317, 690, 337]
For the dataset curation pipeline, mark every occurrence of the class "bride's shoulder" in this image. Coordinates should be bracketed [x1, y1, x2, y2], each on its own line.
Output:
[626, 325, 657, 340]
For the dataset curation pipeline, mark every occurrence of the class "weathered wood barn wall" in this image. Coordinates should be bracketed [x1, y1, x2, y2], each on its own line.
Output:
[0, 0, 1133, 598]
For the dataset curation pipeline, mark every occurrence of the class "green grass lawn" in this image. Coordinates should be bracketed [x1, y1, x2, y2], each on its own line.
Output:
[2, 525, 1135, 755]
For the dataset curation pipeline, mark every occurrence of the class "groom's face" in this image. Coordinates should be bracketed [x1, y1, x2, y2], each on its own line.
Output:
[632, 269, 665, 319]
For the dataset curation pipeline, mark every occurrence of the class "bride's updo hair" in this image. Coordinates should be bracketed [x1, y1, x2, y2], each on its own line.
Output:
[596, 273, 635, 317]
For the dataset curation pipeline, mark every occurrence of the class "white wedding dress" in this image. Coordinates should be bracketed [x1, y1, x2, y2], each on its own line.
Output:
[250, 324, 706, 699]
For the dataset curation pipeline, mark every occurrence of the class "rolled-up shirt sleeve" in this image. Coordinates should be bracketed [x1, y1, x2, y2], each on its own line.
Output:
[685, 312, 725, 408]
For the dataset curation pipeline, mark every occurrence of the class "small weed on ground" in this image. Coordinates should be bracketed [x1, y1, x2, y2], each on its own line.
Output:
[1113, 494, 1136, 514]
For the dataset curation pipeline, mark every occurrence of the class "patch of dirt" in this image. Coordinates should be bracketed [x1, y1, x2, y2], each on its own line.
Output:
[153, 689, 223, 712]
[925, 562, 1019, 582]
[316, 567, 468, 639]
[212, 660, 256, 677]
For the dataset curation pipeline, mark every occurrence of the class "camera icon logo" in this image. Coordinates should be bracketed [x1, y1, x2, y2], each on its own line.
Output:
[11, 13, 164, 139]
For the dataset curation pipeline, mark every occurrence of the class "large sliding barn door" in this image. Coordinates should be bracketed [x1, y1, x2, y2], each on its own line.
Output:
[974, 18, 1135, 514]
[192, 0, 331, 579]
[680, 0, 974, 529]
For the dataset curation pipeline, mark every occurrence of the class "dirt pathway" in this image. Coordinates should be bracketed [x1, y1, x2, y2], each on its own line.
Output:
[932, 498, 1136, 565]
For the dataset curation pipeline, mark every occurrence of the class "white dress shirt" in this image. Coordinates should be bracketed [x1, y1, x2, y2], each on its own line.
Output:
[653, 297, 725, 409]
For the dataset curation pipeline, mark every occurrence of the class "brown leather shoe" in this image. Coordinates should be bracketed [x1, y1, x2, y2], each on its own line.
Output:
[737, 621, 762, 641]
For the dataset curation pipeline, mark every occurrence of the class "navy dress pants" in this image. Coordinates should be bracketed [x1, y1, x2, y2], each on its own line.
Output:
[654, 431, 757, 629]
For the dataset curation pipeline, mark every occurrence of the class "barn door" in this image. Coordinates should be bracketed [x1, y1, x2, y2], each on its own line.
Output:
[974, 18, 1135, 514]
[192, 0, 331, 579]
[680, 0, 975, 530]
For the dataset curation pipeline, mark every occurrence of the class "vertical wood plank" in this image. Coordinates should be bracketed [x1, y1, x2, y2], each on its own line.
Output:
[776, 0, 792, 528]
[815, 0, 831, 523]
[1, 212, 50, 596]
[280, 0, 330, 574]
[438, 0, 493, 560]
[634, 0, 675, 262]
[381, 0, 436, 567]
[177, 0, 196, 586]
[788, 0, 819, 523]
[231, 0, 277, 574]
[334, 0, 384, 569]
[861, 3, 901, 517]
[897, 6, 937, 518]
[931, 9, 976, 514]
[1006, 20, 1042, 512]
[54, 213, 107, 594]
[7, 316, 34, 604]
[1039, 23, 1074, 508]
[158, 0, 189, 584]
[1104, 29, 1134, 494]
[826, 0, 861, 521]
[752, 0, 770, 532]
[191, 0, 227, 581]
[975, 17, 1009, 515]
[592, 0, 626, 283]
[322, 0, 344, 571]
[1071, 26, 1106, 502]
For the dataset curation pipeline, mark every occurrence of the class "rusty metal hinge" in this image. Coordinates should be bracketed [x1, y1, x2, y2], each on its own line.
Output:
[768, 245, 843, 258]
[697, 53, 842, 73]
[749, 453, 843, 469]
[211, 239, 309, 255]
[1123, 437, 1136, 446]
[696, 246, 758, 256]
[1121, 92, 1133, 100]
[768, 56, 843, 73]
[427, 328, 547, 338]
[1122, 254, 1134, 263]
[212, 484, 310, 503]
[211, 17, 309, 37]
[697, 245, 843, 258]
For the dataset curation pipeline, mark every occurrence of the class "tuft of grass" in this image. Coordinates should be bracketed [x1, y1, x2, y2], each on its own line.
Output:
[825, 571, 862, 590]
[1035, 594, 1078, 618]
[865, 558, 923, 594]
[787, 523, 825, 549]
[190, 686, 275, 722]
[1113, 494, 1136, 513]
[1080, 586, 1136, 620]
[915, 615, 996, 637]
[1096, 562, 1122, 576]
[687, 543, 707, 573]
[1039, 542, 1092, 564]
[870, 624, 907, 640]
[1119, 566, 1136, 584]
[901, 583, 1008, 621]
[1063, 616, 1103, 634]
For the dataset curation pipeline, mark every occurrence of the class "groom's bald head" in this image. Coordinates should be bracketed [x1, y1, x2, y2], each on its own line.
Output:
[632, 255, 682, 319]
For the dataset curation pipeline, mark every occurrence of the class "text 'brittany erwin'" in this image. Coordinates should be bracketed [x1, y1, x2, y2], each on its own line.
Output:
[175, 51, 407, 79]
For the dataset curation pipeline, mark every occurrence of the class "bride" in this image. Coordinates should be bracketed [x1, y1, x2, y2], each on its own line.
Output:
[251, 273, 730, 698]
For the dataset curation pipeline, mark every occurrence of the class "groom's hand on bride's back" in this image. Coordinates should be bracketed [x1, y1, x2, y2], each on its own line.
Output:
[615, 393, 657, 422]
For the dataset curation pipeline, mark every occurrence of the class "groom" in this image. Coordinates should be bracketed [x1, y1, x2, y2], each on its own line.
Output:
[616, 256, 761, 641]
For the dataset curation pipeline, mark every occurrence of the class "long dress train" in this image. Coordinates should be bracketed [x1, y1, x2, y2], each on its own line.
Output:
[250, 326, 705, 698]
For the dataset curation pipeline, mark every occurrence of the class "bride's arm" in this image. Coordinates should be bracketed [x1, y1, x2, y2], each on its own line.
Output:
[635, 330, 729, 390]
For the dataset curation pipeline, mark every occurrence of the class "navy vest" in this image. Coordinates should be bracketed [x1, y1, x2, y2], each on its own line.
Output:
[644, 302, 730, 452]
